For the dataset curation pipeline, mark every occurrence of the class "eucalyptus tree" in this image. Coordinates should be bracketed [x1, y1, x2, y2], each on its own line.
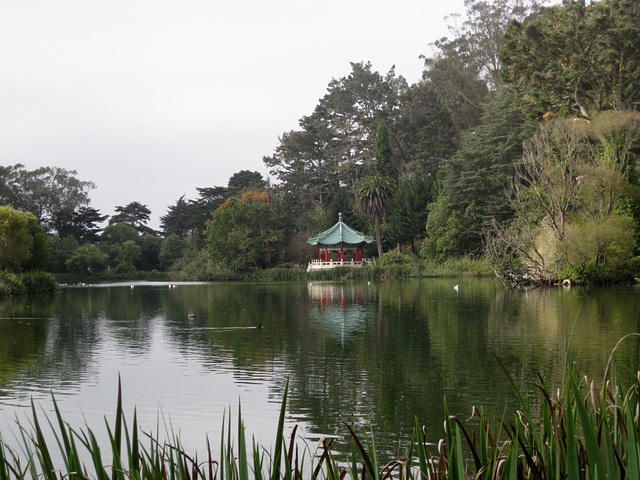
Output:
[422, 0, 542, 133]
[0, 164, 96, 235]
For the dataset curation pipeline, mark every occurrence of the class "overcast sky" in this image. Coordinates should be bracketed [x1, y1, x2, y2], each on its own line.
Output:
[1, 0, 465, 228]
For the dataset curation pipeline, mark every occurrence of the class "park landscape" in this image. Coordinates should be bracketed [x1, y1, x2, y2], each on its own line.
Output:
[1, 0, 640, 477]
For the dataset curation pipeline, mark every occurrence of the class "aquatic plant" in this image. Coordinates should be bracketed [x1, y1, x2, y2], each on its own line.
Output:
[0, 336, 638, 479]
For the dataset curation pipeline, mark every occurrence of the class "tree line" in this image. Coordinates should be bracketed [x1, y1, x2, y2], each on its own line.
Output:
[2, 0, 640, 285]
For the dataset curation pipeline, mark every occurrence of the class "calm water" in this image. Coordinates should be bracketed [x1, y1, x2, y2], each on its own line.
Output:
[0, 279, 638, 460]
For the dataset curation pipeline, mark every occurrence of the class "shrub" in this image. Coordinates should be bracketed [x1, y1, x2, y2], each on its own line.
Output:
[0, 270, 58, 296]
[0, 271, 26, 296]
[18, 271, 59, 294]
[421, 257, 492, 276]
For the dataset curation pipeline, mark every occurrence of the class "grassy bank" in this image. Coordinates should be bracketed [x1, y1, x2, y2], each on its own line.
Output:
[162, 254, 492, 283]
[2, 334, 638, 479]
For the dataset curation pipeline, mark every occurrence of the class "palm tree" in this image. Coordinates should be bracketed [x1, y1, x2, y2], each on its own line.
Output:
[356, 175, 396, 258]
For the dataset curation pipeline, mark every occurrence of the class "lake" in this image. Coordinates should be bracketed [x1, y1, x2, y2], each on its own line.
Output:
[0, 278, 638, 461]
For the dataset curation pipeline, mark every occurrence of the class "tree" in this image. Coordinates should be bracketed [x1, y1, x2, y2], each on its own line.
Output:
[422, 87, 531, 260]
[487, 111, 640, 284]
[385, 170, 432, 252]
[501, 0, 640, 120]
[422, 0, 540, 133]
[101, 223, 140, 269]
[102, 223, 139, 245]
[115, 240, 142, 268]
[264, 62, 405, 216]
[159, 234, 185, 270]
[139, 234, 162, 271]
[161, 188, 227, 240]
[55, 206, 108, 243]
[161, 173, 267, 240]
[0, 165, 23, 205]
[0, 164, 95, 234]
[160, 195, 193, 238]
[227, 171, 267, 197]
[65, 245, 108, 275]
[205, 191, 282, 271]
[356, 176, 397, 259]
[0, 206, 48, 272]
[110, 202, 154, 234]
[392, 82, 457, 180]
[375, 121, 397, 179]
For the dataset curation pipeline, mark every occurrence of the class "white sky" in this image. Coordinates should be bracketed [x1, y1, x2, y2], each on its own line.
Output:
[1, 0, 465, 228]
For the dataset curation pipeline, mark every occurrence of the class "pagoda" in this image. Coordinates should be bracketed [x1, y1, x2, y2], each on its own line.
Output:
[307, 213, 373, 271]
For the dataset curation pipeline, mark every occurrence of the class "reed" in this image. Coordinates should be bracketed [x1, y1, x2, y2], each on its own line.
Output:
[1, 337, 638, 479]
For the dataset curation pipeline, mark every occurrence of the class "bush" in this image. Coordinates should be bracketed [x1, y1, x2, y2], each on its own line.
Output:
[380, 250, 416, 266]
[566, 256, 640, 284]
[170, 249, 242, 281]
[0, 271, 26, 296]
[421, 256, 492, 276]
[112, 262, 138, 278]
[18, 271, 59, 294]
[245, 267, 307, 282]
[0, 270, 58, 296]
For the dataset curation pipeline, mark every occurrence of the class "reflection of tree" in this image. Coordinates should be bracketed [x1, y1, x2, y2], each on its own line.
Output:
[0, 296, 54, 388]
[486, 286, 640, 387]
[0, 285, 164, 398]
[1, 280, 638, 464]
[157, 280, 640, 460]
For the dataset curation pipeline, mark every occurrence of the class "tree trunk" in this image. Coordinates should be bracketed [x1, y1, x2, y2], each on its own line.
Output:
[374, 213, 383, 259]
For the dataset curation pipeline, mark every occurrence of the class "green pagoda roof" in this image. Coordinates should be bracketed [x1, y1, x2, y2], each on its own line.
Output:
[307, 213, 373, 246]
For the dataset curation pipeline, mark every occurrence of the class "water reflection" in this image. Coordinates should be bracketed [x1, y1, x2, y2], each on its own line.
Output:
[0, 280, 637, 460]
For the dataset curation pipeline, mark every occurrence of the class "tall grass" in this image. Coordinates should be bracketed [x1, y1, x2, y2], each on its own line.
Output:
[1, 335, 638, 479]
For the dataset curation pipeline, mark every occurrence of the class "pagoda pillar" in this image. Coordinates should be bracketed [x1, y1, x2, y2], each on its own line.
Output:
[340, 244, 343, 262]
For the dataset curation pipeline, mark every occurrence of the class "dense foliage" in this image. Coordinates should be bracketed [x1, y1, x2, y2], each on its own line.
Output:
[2, 0, 640, 284]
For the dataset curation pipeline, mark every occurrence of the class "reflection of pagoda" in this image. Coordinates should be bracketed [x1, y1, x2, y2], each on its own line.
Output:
[307, 282, 371, 341]
[307, 213, 374, 271]
[307, 282, 365, 307]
